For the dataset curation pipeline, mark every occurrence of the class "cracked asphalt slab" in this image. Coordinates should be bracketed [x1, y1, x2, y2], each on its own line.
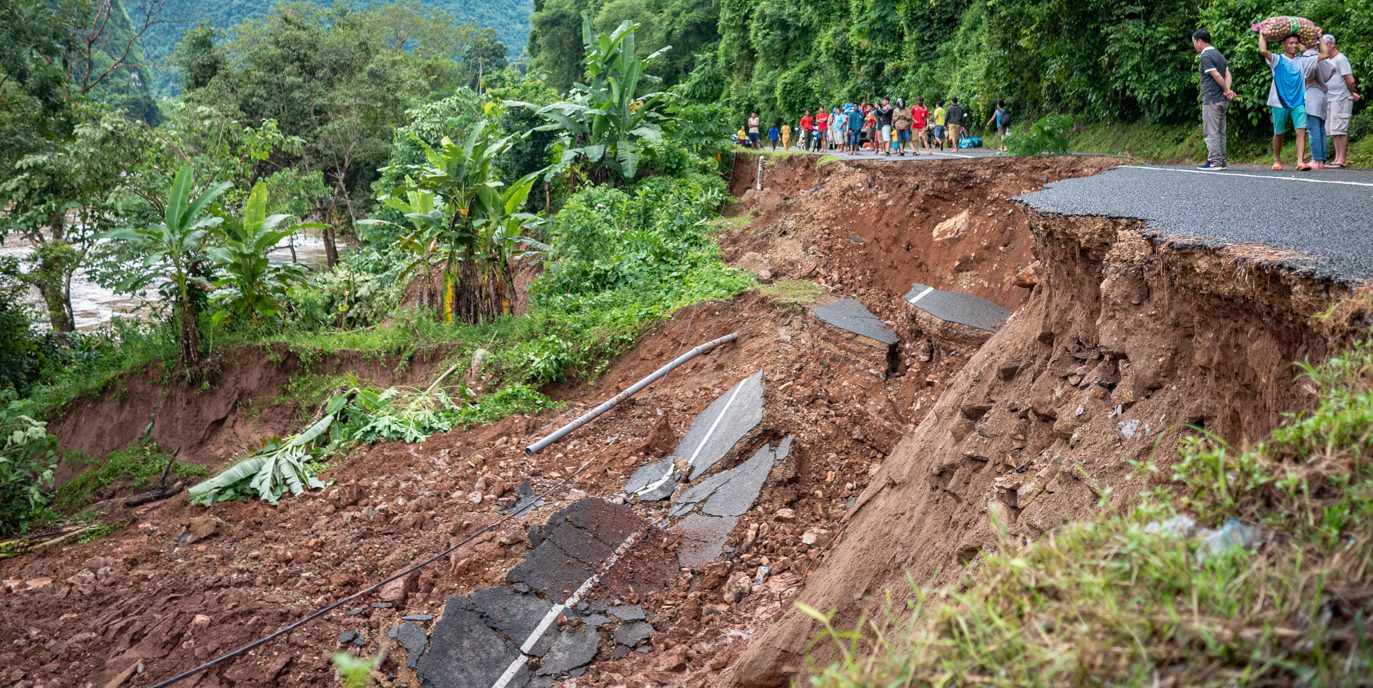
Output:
[1018, 164, 1373, 284]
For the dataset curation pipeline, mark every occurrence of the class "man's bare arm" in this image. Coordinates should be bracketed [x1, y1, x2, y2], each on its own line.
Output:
[1346, 74, 1362, 101]
[1259, 34, 1272, 61]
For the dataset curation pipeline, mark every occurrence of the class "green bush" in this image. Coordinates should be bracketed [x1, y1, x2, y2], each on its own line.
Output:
[1007, 114, 1073, 156]
[0, 392, 58, 535]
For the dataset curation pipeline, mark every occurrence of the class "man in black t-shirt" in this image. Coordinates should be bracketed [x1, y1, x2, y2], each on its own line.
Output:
[1192, 29, 1237, 169]
[946, 99, 965, 149]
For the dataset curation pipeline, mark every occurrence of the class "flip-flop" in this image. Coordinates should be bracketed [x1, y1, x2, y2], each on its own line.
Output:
[1298, 165, 1313, 172]
[1328, 163, 1347, 168]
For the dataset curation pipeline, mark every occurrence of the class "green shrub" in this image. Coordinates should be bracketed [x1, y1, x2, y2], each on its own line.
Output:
[0, 392, 58, 535]
[1007, 114, 1073, 156]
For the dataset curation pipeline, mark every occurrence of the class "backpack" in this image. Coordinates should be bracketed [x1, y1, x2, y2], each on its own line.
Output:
[1000, 109, 1012, 127]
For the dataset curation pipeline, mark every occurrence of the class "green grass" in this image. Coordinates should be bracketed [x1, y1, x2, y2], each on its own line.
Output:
[804, 339, 1373, 686]
[758, 279, 823, 305]
[55, 439, 207, 512]
[1071, 119, 1373, 168]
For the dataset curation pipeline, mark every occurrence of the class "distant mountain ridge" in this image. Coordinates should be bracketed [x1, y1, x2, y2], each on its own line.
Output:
[134, 0, 533, 94]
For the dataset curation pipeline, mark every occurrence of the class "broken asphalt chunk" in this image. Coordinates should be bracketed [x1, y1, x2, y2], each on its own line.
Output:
[905, 283, 1009, 332]
[811, 298, 900, 347]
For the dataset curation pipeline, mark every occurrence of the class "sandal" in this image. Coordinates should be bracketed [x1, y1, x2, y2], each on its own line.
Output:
[1328, 162, 1347, 168]
[1298, 164, 1313, 171]
[1272, 162, 1284, 171]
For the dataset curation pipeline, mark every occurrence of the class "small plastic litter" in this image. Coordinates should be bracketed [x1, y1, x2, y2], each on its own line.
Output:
[1143, 515, 1196, 538]
[1196, 518, 1264, 562]
[1117, 418, 1140, 439]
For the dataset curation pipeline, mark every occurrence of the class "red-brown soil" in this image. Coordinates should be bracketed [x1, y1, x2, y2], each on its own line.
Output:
[2, 154, 1348, 688]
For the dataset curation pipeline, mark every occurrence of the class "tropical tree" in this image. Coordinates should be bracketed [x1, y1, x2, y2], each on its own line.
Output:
[207, 182, 314, 326]
[108, 167, 230, 369]
[380, 121, 541, 323]
[518, 16, 672, 184]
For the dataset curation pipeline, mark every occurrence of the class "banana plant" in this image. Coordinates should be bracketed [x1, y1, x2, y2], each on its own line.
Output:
[377, 122, 544, 323]
[106, 167, 230, 370]
[511, 16, 671, 183]
[207, 182, 316, 326]
[359, 185, 446, 310]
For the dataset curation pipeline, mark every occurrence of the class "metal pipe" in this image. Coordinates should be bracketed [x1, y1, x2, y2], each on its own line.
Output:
[525, 332, 740, 456]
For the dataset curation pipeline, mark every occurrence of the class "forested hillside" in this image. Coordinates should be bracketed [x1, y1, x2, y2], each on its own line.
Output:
[133, 0, 532, 94]
[527, 0, 1371, 139]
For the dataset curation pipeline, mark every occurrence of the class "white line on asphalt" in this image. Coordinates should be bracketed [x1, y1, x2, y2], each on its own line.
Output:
[1123, 165, 1373, 189]
[490, 529, 644, 688]
[907, 286, 936, 304]
[632, 378, 745, 497]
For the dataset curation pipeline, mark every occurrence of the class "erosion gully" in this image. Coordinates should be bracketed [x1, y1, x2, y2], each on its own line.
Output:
[0, 154, 1355, 688]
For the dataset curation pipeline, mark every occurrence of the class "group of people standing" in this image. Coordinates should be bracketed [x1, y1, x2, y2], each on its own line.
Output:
[738, 98, 1011, 155]
[1193, 28, 1359, 171]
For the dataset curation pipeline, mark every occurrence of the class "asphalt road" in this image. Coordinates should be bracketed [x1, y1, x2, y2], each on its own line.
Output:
[1018, 164, 1373, 284]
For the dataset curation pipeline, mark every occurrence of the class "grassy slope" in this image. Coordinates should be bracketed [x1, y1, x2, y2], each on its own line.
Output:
[805, 341, 1373, 686]
[1070, 120, 1373, 168]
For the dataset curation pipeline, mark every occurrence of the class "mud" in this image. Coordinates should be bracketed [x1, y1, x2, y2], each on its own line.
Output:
[2, 154, 1348, 688]
[726, 203, 1346, 687]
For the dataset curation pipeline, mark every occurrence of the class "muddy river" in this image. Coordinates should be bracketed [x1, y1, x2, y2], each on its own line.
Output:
[0, 234, 332, 330]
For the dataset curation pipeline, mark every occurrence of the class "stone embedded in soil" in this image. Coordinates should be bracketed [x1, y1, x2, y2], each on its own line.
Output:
[395, 622, 429, 668]
[537, 625, 600, 676]
[679, 371, 766, 481]
[605, 604, 646, 622]
[810, 298, 900, 348]
[614, 620, 655, 648]
[678, 514, 740, 568]
[905, 283, 1010, 332]
[502, 479, 547, 516]
[185, 515, 224, 544]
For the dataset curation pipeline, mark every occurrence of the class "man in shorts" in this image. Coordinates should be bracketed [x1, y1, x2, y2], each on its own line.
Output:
[912, 98, 930, 154]
[946, 99, 965, 150]
[1260, 32, 1328, 171]
[892, 99, 912, 155]
[799, 111, 814, 152]
[846, 104, 864, 154]
[875, 99, 894, 155]
[1323, 34, 1362, 168]
[813, 106, 829, 152]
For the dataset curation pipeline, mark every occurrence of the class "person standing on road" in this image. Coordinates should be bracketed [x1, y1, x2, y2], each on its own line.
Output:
[1260, 32, 1328, 171]
[799, 110, 814, 152]
[813, 107, 830, 152]
[747, 112, 761, 149]
[846, 104, 864, 154]
[912, 98, 931, 155]
[781, 121, 792, 150]
[876, 99, 895, 155]
[767, 122, 781, 151]
[1193, 30, 1236, 170]
[893, 99, 913, 155]
[1323, 35, 1361, 169]
[946, 99, 965, 150]
[831, 106, 844, 150]
[987, 101, 1012, 152]
[1303, 45, 1336, 169]
[933, 101, 947, 150]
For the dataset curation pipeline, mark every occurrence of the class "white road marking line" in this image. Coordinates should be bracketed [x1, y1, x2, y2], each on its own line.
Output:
[633, 378, 746, 497]
[907, 286, 936, 305]
[1123, 165, 1373, 189]
[490, 529, 644, 688]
